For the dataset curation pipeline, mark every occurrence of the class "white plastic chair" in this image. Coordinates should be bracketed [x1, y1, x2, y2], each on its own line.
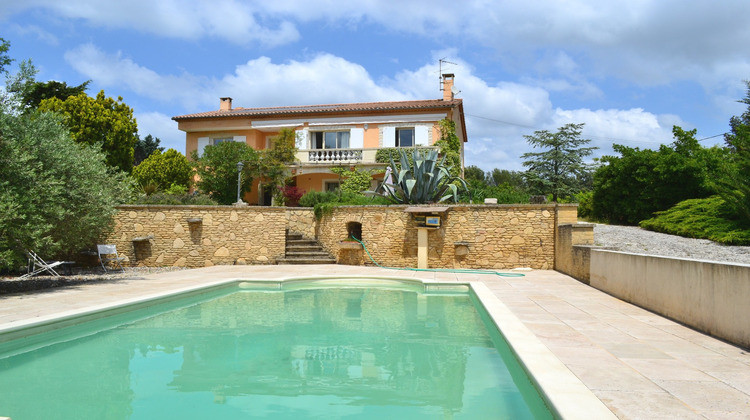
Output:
[97, 244, 125, 272]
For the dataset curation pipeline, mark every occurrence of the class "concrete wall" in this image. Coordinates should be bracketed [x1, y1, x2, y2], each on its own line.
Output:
[589, 250, 750, 349]
[555, 223, 595, 282]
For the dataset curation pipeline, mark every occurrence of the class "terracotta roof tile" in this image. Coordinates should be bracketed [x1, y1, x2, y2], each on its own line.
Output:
[172, 98, 463, 120]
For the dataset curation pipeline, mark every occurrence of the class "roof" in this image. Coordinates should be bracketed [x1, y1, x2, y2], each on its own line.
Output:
[172, 98, 463, 121]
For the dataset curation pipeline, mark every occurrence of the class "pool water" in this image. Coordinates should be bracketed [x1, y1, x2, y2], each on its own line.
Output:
[0, 283, 553, 419]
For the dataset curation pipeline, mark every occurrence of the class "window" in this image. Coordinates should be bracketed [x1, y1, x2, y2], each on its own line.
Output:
[212, 137, 233, 145]
[395, 128, 414, 147]
[325, 181, 340, 192]
[312, 131, 350, 149]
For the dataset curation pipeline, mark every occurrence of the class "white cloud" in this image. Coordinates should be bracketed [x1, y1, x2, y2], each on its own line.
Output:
[64, 44, 215, 109]
[135, 111, 184, 155]
[65, 43, 683, 171]
[13, 0, 299, 46]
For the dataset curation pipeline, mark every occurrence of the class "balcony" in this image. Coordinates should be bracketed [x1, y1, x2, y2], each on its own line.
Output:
[296, 147, 440, 166]
[307, 148, 363, 163]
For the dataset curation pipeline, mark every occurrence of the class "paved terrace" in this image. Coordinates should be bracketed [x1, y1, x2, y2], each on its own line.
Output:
[0, 265, 748, 419]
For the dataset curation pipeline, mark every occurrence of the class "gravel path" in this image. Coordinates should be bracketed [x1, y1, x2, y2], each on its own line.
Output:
[593, 224, 750, 265]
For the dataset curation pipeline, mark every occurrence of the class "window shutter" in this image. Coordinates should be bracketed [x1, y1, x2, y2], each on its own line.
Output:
[233, 135, 246, 143]
[197, 137, 209, 157]
[350, 128, 364, 148]
[382, 127, 395, 147]
[415, 126, 429, 146]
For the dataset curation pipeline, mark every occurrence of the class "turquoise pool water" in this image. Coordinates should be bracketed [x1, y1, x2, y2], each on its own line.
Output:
[0, 282, 553, 419]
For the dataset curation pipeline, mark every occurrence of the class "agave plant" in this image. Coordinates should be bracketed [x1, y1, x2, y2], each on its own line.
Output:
[377, 148, 468, 204]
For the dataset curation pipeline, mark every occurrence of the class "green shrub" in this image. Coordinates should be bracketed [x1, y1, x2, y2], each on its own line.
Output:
[133, 192, 218, 206]
[574, 190, 595, 220]
[132, 149, 192, 191]
[639, 196, 750, 245]
[299, 190, 340, 207]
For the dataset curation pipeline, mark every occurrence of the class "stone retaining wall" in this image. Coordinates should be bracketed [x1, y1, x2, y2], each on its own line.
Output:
[317, 204, 561, 270]
[109, 205, 287, 268]
[108, 204, 574, 270]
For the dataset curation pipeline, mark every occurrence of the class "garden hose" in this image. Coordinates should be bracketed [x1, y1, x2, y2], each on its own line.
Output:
[350, 236, 525, 278]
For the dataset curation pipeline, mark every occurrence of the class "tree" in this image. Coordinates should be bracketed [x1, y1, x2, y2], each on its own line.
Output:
[134, 134, 165, 166]
[132, 149, 192, 192]
[486, 168, 527, 189]
[38, 90, 139, 172]
[0, 110, 133, 270]
[592, 127, 725, 224]
[260, 128, 298, 204]
[0, 37, 11, 75]
[191, 141, 259, 205]
[725, 80, 750, 151]
[521, 123, 597, 202]
[20, 79, 90, 111]
[463, 165, 485, 183]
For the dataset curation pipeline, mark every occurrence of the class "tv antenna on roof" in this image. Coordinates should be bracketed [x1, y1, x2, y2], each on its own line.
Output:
[439, 58, 458, 91]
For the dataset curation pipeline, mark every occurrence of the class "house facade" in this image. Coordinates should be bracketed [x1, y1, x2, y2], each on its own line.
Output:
[172, 74, 467, 205]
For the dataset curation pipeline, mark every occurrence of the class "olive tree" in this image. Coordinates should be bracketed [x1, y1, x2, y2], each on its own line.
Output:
[0, 111, 133, 270]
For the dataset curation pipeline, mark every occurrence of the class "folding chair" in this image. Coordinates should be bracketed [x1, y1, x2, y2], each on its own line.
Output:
[19, 250, 65, 279]
[97, 244, 125, 272]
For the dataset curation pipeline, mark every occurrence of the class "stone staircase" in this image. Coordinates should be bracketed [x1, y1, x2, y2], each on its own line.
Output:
[277, 232, 336, 265]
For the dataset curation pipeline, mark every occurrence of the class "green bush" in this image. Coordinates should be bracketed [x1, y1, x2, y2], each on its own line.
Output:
[133, 192, 218, 206]
[298, 190, 340, 207]
[574, 190, 595, 220]
[132, 148, 192, 191]
[639, 196, 750, 245]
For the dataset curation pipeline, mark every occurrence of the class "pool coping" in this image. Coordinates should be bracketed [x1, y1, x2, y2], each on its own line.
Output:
[0, 274, 615, 419]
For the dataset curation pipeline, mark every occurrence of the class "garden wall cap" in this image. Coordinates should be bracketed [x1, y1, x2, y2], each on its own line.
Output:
[403, 206, 449, 213]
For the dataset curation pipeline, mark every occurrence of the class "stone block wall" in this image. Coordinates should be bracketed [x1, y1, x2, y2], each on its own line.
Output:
[286, 208, 316, 238]
[108, 205, 287, 268]
[108, 204, 573, 270]
[317, 204, 558, 270]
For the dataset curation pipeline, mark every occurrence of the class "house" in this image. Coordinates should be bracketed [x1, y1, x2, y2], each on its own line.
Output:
[172, 74, 467, 205]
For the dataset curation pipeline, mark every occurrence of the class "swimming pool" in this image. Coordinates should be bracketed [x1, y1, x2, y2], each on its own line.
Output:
[0, 280, 554, 419]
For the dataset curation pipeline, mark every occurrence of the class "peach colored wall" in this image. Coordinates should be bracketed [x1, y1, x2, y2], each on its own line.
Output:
[295, 173, 339, 194]
[363, 124, 380, 148]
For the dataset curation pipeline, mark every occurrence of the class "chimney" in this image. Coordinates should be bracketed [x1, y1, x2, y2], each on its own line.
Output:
[220, 97, 233, 111]
[442, 74, 455, 101]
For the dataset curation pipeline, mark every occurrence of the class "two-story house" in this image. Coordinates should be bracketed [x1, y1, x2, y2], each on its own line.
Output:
[172, 74, 467, 205]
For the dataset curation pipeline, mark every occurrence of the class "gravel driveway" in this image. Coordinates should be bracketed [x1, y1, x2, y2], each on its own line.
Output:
[593, 224, 750, 265]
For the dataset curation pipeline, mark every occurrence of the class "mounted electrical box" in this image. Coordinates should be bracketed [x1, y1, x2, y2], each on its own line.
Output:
[404, 206, 448, 229]
[424, 216, 441, 227]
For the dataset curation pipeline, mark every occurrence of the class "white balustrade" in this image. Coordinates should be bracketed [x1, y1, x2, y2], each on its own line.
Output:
[308, 148, 363, 163]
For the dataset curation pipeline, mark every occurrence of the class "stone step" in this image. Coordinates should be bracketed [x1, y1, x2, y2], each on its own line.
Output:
[276, 257, 336, 264]
[282, 231, 335, 265]
[285, 252, 333, 258]
[286, 244, 325, 251]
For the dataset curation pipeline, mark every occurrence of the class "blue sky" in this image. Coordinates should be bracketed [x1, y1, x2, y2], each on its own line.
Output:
[2, 0, 749, 171]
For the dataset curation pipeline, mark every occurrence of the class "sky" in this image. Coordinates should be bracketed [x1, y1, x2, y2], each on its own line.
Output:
[2, 0, 750, 172]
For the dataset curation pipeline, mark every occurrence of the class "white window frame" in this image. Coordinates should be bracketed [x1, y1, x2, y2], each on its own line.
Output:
[395, 127, 415, 147]
[311, 130, 351, 150]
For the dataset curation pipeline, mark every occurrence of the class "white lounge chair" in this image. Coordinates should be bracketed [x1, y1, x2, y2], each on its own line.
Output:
[19, 250, 65, 279]
[97, 244, 125, 272]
